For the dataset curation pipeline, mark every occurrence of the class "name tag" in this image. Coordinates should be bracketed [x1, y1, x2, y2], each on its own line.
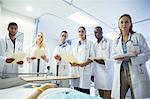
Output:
[133, 43, 139, 46]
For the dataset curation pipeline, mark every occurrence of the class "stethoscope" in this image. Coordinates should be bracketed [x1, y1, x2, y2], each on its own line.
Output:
[115, 33, 138, 46]
[97, 38, 107, 50]
[74, 40, 88, 65]
[77, 40, 89, 54]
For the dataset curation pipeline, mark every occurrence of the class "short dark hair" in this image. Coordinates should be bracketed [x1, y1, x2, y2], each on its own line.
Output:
[61, 31, 68, 34]
[8, 22, 18, 28]
[95, 26, 103, 31]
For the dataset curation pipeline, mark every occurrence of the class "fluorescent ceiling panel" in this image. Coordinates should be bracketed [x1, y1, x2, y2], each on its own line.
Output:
[68, 12, 98, 27]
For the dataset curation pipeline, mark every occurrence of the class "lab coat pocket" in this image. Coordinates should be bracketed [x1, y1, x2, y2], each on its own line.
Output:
[137, 64, 147, 81]
[128, 43, 140, 54]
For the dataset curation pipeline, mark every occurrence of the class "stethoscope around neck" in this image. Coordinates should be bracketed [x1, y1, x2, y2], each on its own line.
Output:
[116, 33, 134, 46]
[98, 37, 107, 50]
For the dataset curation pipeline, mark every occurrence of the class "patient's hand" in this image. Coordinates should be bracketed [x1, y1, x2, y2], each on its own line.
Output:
[41, 83, 57, 91]
[27, 83, 57, 99]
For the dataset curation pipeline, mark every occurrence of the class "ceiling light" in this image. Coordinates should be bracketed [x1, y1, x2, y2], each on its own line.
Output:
[25, 6, 32, 11]
[67, 12, 98, 27]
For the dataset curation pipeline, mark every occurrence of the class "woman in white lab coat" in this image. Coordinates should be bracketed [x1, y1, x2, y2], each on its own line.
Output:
[93, 26, 114, 99]
[26, 32, 49, 74]
[111, 14, 150, 99]
[0, 22, 24, 78]
[71, 26, 95, 94]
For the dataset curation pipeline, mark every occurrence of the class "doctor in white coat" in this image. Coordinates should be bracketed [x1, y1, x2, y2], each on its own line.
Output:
[26, 32, 49, 74]
[70, 26, 95, 94]
[93, 26, 113, 99]
[111, 14, 150, 99]
[53, 31, 72, 87]
[0, 22, 24, 78]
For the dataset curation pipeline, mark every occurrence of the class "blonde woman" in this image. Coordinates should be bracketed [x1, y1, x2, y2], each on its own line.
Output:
[27, 32, 49, 73]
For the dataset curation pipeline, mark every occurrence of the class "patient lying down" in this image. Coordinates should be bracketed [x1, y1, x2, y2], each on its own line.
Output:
[27, 83, 101, 99]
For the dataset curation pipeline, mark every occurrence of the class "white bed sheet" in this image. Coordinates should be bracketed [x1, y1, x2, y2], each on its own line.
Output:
[0, 84, 35, 99]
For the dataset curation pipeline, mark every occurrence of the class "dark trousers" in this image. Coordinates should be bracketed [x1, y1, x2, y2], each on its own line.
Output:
[120, 66, 134, 99]
[74, 87, 90, 94]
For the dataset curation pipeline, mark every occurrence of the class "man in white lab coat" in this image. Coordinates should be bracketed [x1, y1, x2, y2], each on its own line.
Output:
[93, 26, 114, 99]
[70, 26, 95, 94]
[0, 22, 24, 78]
[53, 31, 71, 87]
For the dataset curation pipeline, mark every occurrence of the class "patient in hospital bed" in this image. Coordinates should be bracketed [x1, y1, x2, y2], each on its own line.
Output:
[27, 83, 101, 99]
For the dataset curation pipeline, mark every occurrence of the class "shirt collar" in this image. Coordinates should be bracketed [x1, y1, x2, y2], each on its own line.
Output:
[96, 37, 105, 44]
[59, 42, 67, 48]
[79, 39, 86, 45]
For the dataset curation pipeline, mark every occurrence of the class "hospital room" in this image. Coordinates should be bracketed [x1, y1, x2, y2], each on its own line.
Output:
[0, 0, 150, 99]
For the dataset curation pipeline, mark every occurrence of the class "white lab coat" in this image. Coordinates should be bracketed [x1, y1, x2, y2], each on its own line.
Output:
[72, 40, 95, 89]
[0, 34, 23, 78]
[111, 33, 150, 99]
[27, 44, 49, 73]
[52, 42, 72, 87]
[52, 42, 71, 76]
[94, 38, 114, 90]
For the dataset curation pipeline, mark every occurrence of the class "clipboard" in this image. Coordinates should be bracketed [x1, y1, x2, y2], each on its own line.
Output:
[33, 49, 45, 59]
[60, 54, 79, 63]
[113, 53, 136, 59]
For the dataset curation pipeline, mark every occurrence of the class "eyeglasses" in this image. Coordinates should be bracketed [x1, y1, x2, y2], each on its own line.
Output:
[78, 30, 84, 33]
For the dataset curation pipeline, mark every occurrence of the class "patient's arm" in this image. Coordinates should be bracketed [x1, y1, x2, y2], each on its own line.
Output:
[27, 83, 57, 99]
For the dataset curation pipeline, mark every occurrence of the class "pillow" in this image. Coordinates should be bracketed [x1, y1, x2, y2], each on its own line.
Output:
[38, 88, 101, 99]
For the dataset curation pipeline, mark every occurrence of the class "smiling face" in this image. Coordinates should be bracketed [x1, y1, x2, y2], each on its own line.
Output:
[119, 16, 131, 34]
[8, 25, 18, 36]
[36, 32, 43, 45]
